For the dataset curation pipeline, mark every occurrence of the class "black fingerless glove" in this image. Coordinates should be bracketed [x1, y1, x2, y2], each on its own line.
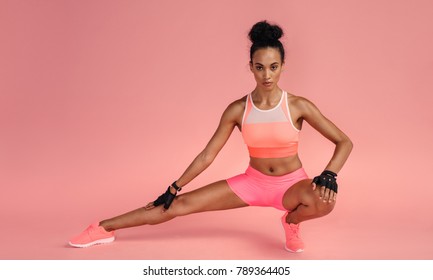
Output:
[153, 181, 182, 209]
[312, 170, 338, 193]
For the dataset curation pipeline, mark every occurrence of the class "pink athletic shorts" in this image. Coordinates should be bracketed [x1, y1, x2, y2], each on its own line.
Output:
[226, 165, 309, 211]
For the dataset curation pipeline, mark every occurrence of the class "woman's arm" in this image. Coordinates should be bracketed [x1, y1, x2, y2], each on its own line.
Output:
[146, 99, 244, 211]
[294, 96, 353, 202]
[295, 97, 353, 174]
[174, 99, 244, 189]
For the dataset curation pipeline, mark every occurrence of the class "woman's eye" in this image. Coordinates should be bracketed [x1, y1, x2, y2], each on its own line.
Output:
[271, 66, 278, 70]
[256, 67, 263, 70]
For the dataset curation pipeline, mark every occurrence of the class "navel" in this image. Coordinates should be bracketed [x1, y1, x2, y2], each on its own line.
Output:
[269, 167, 274, 173]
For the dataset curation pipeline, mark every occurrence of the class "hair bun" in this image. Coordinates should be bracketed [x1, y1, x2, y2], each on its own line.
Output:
[248, 20, 283, 44]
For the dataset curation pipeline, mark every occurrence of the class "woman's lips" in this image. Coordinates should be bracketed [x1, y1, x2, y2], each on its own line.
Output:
[263, 81, 272, 86]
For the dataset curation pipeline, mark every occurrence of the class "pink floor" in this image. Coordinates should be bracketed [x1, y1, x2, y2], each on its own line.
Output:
[2, 167, 433, 260]
[2, 194, 432, 260]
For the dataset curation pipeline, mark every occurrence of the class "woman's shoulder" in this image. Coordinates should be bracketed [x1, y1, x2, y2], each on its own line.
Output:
[226, 95, 247, 112]
[234, 94, 248, 104]
[286, 92, 322, 118]
[286, 91, 316, 109]
[219, 95, 248, 125]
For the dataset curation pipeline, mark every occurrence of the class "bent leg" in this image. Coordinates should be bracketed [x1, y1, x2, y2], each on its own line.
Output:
[100, 180, 248, 231]
[282, 179, 335, 224]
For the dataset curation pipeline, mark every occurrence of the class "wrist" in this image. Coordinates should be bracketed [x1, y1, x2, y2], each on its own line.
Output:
[171, 181, 182, 192]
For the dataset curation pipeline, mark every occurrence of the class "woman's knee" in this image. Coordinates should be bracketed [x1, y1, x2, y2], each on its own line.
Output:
[165, 194, 193, 217]
[315, 200, 336, 217]
[297, 188, 336, 217]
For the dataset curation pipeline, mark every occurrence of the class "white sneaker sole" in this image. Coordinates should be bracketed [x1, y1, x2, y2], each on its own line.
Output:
[284, 245, 304, 253]
[69, 236, 115, 248]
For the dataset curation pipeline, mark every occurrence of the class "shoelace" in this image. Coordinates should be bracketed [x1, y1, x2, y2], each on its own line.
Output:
[85, 224, 99, 238]
[287, 224, 300, 239]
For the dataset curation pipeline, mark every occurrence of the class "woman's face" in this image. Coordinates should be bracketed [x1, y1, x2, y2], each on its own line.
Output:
[250, 47, 284, 92]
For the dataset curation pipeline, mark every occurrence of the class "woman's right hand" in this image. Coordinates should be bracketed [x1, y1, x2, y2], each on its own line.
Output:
[145, 185, 179, 211]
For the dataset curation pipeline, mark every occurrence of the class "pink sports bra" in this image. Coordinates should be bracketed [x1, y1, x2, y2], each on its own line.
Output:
[241, 91, 300, 158]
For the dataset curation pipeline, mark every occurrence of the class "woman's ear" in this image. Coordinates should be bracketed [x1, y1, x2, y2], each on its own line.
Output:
[249, 61, 253, 72]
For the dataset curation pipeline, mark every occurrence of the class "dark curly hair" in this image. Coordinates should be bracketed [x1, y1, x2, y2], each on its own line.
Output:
[248, 20, 285, 63]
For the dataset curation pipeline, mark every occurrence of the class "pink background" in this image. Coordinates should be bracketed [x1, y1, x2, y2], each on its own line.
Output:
[1, 0, 432, 259]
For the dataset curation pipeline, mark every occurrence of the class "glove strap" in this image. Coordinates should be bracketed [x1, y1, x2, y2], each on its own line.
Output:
[171, 181, 182, 192]
[322, 170, 337, 178]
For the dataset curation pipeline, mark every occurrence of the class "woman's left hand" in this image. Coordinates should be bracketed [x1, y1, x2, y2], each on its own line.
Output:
[312, 170, 338, 203]
[312, 183, 337, 203]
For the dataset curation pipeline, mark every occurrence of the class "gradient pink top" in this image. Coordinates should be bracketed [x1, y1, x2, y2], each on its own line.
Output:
[241, 91, 300, 158]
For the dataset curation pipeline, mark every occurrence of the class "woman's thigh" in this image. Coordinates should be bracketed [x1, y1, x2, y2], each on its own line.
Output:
[169, 180, 249, 216]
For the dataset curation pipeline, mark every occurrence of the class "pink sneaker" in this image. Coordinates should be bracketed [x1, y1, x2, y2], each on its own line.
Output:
[69, 222, 115, 248]
[281, 212, 304, 253]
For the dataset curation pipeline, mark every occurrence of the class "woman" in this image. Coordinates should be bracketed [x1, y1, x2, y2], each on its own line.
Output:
[69, 20, 353, 253]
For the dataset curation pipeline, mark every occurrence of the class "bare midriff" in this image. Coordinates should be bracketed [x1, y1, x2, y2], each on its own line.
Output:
[249, 154, 303, 176]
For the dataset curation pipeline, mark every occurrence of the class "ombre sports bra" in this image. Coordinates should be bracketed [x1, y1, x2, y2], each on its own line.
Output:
[241, 91, 300, 158]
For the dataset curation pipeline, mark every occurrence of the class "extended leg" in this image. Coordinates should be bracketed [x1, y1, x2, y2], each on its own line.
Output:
[100, 180, 248, 231]
[69, 180, 247, 247]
